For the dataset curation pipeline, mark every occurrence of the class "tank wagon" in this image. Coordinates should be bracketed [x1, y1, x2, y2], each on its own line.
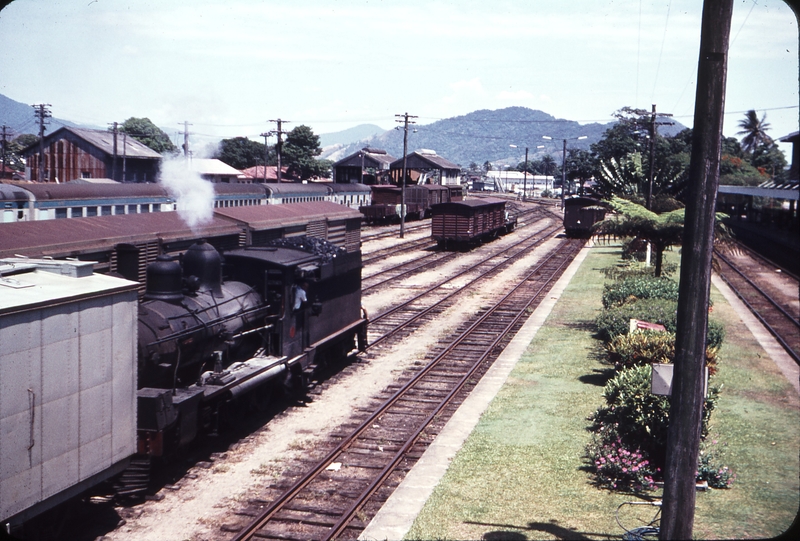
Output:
[431, 197, 517, 249]
[1, 206, 368, 532]
[563, 196, 607, 238]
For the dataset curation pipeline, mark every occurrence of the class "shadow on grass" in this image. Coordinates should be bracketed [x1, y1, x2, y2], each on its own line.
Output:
[579, 367, 615, 387]
[466, 519, 618, 540]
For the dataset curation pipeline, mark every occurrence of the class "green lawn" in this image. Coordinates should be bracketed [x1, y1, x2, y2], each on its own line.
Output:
[405, 245, 799, 540]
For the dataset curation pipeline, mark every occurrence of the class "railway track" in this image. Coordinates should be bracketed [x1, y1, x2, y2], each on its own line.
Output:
[714, 246, 800, 364]
[366, 222, 564, 344]
[227, 238, 586, 541]
[361, 207, 557, 292]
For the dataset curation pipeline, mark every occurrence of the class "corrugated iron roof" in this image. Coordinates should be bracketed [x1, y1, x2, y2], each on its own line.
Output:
[214, 201, 362, 230]
[0, 213, 241, 259]
[390, 151, 460, 171]
[189, 158, 244, 176]
[333, 149, 396, 169]
[11, 181, 170, 200]
[32, 127, 164, 159]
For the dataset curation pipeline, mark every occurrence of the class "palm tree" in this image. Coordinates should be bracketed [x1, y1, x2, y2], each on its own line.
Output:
[593, 197, 730, 277]
[737, 110, 773, 154]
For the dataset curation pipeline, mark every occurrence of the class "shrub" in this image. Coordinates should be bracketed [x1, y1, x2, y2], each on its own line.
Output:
[602, 276, 680, 309]
[595, 298, 677, 342]
[588, 365, 720, 474]
[605, 331, 720, 375]
[696, 441, 736, 488]
[586, 435, 658, 491]
[595, 298, 725, 349]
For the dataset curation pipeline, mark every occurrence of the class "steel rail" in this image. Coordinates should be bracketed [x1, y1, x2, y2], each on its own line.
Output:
[324, 242, 582, 540]
[714, 250, 800, 365]
[367, 223, 564, 350]
[230, 240, 583, 541]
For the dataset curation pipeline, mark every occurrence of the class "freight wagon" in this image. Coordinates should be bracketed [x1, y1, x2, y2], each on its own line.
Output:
[431, 197, 516, 249]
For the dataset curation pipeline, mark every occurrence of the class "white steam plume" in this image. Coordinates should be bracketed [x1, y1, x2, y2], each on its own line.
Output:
[158, 157, 215, 231]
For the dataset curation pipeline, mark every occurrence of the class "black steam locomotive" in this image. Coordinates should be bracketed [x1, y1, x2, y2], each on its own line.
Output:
[136, 237, 368, 457]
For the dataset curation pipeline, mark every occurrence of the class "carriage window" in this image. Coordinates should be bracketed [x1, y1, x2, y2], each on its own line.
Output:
[115, 205, 126, 215]
[86, 206, 98, 217]
[141, 204, 150, 213]
[101, 206, 112, 216]
[70, 207, 83, 218]
[55, 208, 67, 219]
[128, 204, 137, 214]
[153, 204, 161, 212]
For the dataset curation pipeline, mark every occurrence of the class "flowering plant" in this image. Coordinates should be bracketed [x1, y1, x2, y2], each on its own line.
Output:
[586, 435, 658, 492]
[696, 442, 736, 488]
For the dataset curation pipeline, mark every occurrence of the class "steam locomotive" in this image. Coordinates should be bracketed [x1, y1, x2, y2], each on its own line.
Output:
[136, 237, 368, 458]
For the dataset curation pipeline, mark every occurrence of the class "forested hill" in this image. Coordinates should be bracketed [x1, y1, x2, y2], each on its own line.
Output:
[325, 107, 607, 166]
[324, 106, 685, 167]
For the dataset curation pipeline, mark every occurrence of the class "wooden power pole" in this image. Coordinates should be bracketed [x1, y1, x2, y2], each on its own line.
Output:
[659, 0, 733, 539]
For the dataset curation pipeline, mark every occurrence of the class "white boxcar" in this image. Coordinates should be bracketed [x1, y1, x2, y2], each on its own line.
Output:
[0, 258, 139, 525]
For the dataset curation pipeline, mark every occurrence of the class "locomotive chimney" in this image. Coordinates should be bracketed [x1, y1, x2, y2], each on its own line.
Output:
[182, 239, 223, 296]
[143, 255, 184, 302]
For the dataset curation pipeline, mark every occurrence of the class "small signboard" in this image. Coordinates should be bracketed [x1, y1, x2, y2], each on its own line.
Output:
[651, 363, 709, 397]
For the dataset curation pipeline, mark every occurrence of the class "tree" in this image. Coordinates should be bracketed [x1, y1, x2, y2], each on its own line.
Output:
[282, 125, 329, 179]
[736, 110, 772, 154]
[119, 118, 177, 154]
[2, 134, 38, 171]
[565, 148, 596, 195]
[215, 137, 269, 170]
[592, 196, 729, 277]
[750, 142, 787, 180]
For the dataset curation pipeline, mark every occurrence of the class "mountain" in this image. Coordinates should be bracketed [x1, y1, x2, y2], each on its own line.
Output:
[328, 107, 614, 167]
[318, 124, 387, 148]
[0, 93, 84, 138]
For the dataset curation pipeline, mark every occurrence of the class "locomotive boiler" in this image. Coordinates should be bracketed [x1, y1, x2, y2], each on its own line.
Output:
[136, 237, 368, 457]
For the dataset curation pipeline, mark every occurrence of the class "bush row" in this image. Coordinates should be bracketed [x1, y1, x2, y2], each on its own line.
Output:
[585, 264, 733, 492]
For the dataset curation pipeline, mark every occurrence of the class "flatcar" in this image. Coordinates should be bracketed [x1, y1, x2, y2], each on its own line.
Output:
[1, 231, 368, 532]
[431, 197, 517, 249]
[563, 196, 607, 238]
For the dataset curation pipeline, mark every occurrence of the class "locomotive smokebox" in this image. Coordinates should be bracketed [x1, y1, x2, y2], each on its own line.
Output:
[144, 255, 183, 302]
[183, 239, 223, 296]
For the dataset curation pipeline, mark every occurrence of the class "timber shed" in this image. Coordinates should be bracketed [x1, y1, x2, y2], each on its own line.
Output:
[21, 127, 162, 183]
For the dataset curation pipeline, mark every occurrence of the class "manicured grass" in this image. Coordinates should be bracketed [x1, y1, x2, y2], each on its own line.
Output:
[405, 245, 799, 540]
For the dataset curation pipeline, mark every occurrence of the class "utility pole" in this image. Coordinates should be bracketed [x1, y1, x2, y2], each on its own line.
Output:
[180, 121, 192, 159]
[0, 125, 11, 174]
[659, 1, 733, 539]
[32, 104, 51, 182]
[646, 104, 674, 210]
[260, 132, 270, 182]
[122, 132, 127, 182]
[560, 138, 567, 209]
[395, 112, 417, 239]
[110, 121, 118, 181]
[268, 119, 290, 182]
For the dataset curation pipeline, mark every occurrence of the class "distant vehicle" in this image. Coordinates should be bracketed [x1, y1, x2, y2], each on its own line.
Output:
[563, 196, 607, 237]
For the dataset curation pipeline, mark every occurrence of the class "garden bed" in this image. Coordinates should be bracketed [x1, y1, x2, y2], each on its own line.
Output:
[406, 244, 799, 540]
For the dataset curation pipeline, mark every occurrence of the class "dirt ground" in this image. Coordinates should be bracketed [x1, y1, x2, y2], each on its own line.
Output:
[102, 207, 559, 541]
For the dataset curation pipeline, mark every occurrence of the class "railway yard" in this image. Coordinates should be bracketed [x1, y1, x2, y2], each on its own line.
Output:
[9, 198, 800, 541]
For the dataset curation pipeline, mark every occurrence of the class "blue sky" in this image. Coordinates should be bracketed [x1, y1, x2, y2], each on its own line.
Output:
[0, 0, 797, 154]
